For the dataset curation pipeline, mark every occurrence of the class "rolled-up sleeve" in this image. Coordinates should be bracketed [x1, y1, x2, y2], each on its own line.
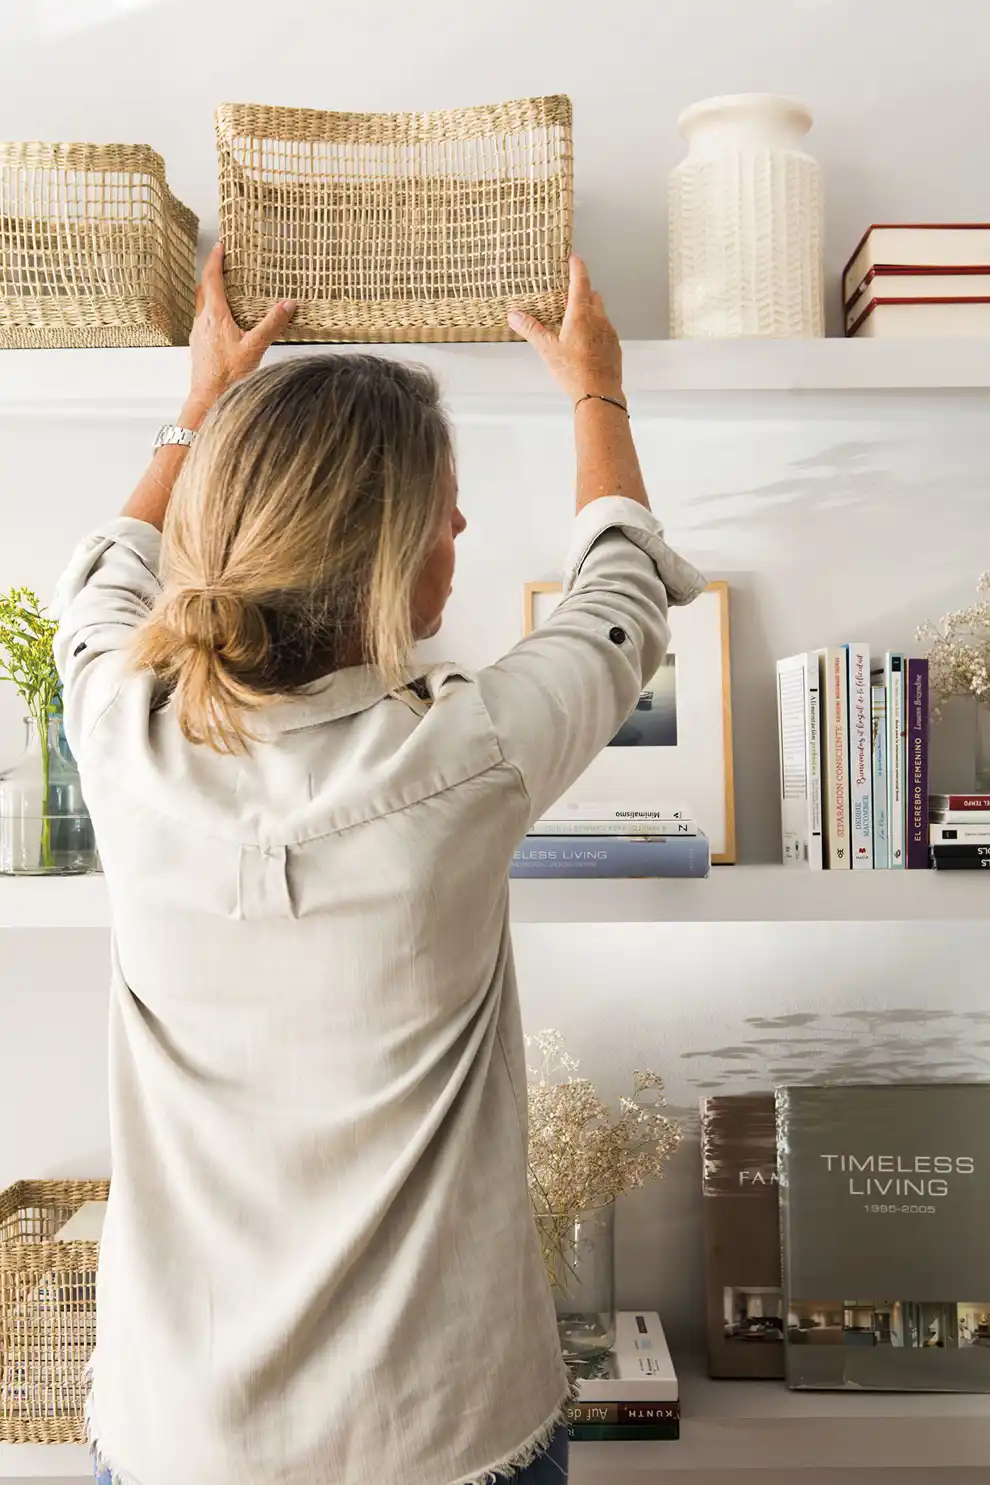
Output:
[52, 518, 163, 757]
[478, 497, 707, 823]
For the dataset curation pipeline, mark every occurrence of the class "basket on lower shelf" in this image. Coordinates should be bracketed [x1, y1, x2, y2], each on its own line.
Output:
[0, 1178, 108, 1443]
[0, 142, 198, 348]
[215, 96, 573, 343]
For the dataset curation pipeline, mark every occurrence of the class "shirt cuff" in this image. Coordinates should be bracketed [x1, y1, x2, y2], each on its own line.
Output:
[52, 517, 164, 617]
[562, 496, 707, 606]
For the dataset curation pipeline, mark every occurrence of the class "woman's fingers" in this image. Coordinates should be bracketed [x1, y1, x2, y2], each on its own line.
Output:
[507, 308, 558, 357]
[199, 242, 229, 317]
[243, 298, 298, 357]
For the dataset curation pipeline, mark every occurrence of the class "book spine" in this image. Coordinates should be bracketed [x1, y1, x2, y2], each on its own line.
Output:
[776, 655, 822, 869]
[537, 804, 691, 822]
[930, 856, 990, 870]
[567, 1423, 680, 1442]
[510, 836, 710, 879]
[847, 645, 873, 867]
[871, 684, 888, 869]
[930, 795, 990, 811]
[566, 1403, 680, 1424]
[905, 659, 930, 869]
[806, 656, 823, 870]
[888, 655, 906, 869]
[930, 844, 990, 860]
[530, 819, 697, 837]
[819, 649, 850, 868]
[930, 823, 990, 843]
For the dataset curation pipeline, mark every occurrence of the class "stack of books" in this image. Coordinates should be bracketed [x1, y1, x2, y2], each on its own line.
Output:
[510, 802, 710, 879]
[566, 1311, 679, 1441]
[843, 223, 990, 338]
[775, 649, 929, 869]
[929, 793, 990, 870]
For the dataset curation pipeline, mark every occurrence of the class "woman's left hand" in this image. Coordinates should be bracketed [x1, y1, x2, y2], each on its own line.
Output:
[183, 244, 297, 424]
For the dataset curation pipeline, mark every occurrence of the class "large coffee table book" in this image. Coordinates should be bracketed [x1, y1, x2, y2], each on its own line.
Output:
[701, 1093, 783, 1379]
[566, 1311, 679, 1440]
[777, 1084, 990, 1391]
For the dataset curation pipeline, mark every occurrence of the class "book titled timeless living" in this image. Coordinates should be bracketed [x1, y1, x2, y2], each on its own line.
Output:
[701, 1094, 783, 1379]
[510, 835, 710, 878]
[777, 1084, 990, 1391]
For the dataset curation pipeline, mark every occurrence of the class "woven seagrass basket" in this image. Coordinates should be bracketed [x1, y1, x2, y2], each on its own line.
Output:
[216, 96, 573, 343]
[0, 143, 198, 348]
[0, 1179, 108, 1443]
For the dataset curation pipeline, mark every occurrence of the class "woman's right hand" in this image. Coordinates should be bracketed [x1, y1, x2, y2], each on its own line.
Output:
[507, 255, 623, 404]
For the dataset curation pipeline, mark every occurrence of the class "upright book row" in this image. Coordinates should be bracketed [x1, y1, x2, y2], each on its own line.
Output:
[776, 648, 929, 870]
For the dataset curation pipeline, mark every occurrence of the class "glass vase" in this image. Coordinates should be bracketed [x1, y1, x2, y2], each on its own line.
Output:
[976, 705, 990, 795]
[535, 1202, 616, 1363]
[0, 715, 99, 875]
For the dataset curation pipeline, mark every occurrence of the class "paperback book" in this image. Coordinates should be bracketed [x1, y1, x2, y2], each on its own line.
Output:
[530, 818, 698, 838]
[905, 659, 930, 869]
[846, 644, 873, 868]
[701, 1093, 783, 1379]
[777, 1084, 990, 1391]
[819, 648, 850, 869]
[775, 653, 823, 870]
[568, 1311, 679, 1441]
[873, 653, 906, 869]
[510, 835, 710, 879]
[871, 685, 888, 870]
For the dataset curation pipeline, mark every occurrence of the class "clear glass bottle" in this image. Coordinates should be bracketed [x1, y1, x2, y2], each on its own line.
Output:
[535, 1202, 616, 1363]
[0, 714, 99, 875]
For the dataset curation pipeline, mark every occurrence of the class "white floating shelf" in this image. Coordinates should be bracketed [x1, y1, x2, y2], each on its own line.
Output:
[2, 339, 990, 421]
[2, 867, 990, 929]
[3, 1369, 988, 1478]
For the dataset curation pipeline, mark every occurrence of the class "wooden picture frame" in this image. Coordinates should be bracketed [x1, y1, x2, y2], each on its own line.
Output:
[523, 580, 736, 864]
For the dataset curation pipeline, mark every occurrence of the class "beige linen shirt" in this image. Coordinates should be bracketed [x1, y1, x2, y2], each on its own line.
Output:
[53, 495, 704, 1485]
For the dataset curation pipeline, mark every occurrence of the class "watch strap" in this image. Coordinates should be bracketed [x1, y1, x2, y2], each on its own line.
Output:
[154, 424, 197, 452]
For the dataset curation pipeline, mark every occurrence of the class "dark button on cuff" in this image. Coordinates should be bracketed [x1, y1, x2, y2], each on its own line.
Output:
[608, 626, 627, 645]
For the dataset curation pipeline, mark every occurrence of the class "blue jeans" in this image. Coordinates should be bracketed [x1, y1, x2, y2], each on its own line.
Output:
[94, 1425, 569, 1484]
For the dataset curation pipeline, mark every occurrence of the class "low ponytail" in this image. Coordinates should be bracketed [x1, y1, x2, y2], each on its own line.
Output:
[132, 586, 273, 750]
[130, 355, 452, 752]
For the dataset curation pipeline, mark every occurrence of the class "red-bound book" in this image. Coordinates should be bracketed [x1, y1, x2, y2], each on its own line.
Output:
[930, 794, 990, 813]
[905, 659, 930, 869]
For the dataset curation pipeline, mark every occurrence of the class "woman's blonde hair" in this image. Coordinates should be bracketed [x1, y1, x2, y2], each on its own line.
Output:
[132, 355, 453, 751]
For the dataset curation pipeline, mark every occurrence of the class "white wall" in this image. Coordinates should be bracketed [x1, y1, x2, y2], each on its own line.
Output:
[3, 0, 990, 1360]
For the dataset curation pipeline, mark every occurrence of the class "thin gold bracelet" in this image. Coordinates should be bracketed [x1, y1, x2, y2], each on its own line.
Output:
[574, 392, 629, 417]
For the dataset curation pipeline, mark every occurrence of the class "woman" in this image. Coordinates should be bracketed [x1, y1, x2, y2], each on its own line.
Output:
[54, 245, 703, 1485]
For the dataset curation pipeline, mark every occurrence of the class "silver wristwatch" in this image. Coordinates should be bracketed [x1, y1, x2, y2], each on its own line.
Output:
[154, 424, 197, 452]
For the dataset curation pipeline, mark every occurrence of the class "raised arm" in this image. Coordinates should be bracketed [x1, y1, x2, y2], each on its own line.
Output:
[54, 247, 295, 753]
[482, 260, 706, 823]
[508, 255, 648, 515]
[122, 244, 297, 530]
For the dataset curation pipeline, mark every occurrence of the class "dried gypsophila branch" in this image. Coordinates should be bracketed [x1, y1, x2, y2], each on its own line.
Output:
[525, 1028, 681, 1217]
[918, 574, 990, 718]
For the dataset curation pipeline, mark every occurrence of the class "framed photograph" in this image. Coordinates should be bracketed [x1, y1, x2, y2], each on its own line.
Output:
[523, 580, 736, 863]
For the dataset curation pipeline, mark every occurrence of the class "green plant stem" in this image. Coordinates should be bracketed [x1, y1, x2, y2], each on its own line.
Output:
[35, 708, 52, 870]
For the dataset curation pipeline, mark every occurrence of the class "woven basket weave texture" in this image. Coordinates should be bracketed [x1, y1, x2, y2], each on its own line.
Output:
[0, 1179, 108, 1442]
[0, 143, 198, 348]
[216, 97, 573, 343]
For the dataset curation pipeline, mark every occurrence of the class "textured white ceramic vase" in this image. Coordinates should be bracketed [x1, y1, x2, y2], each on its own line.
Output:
[669, 93, 824, 339]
